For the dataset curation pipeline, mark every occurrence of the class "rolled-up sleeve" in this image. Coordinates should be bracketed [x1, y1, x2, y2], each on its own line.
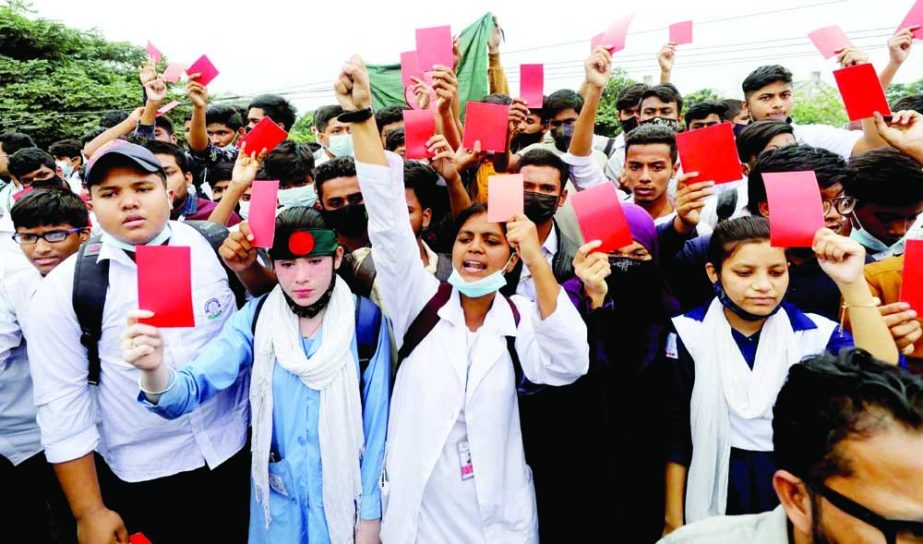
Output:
[514, 288, 589, 386]
[562, 152, 608, 191]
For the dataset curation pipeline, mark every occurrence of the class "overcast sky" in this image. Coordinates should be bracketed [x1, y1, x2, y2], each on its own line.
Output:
[30, 0, 920, 117]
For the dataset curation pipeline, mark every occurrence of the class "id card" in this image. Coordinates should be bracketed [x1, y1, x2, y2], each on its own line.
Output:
[458, 440, 474, 480]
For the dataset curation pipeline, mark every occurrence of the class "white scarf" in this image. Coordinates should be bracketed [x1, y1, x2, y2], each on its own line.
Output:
[672, 298, 798, 523]
[251, 278, 364, 543]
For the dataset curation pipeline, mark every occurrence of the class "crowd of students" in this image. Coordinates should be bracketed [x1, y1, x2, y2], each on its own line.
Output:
[1, 15, 923, 544]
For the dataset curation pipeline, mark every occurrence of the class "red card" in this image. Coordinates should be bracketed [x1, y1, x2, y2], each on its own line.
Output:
[808, 26, 851, 59]
[897, 0, 923, 38]
[130, 533, 153, 544]
[833, 64, 891, 121]
[163, 63, 185, 84]
[571, 183, 632, 252]
[487, 175, 524, 222]
[670, 21, 693, 45]
[145, 41, 162, 64]
[462, 101, 509, 153]
[400, 51, 421, 87]
[187, 55, 219, 86]
[240, 117, 288, 154]
[156, 101, 181, 117]
[901, 239, 923, 310]
[675, 122, 742, 184]
[519, 64, 544, 108]
[415, 26, 453, 70]
[403, 110, 435, 159]
[763, 172, 825, 248]
[137, 246, 195, 328]
[591, 14, 635, 53]
[249, 180, 279, 249]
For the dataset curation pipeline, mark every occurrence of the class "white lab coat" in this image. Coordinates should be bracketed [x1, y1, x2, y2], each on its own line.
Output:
[357, 154, 589, 543]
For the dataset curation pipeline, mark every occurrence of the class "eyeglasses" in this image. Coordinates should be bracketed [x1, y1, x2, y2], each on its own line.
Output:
[822, 195, 857, 216]
[12, 228, 84, 245]
[809, 481, 923, 544]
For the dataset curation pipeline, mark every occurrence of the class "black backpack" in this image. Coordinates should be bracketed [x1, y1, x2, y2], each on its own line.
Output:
[341, 250, 454, 300]
[73, 221, 247, 385]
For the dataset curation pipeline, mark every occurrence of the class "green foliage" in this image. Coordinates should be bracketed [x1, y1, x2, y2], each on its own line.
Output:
[682, 88, 721, 112]
[594, 67, 640, 138]
[791, 86, 848, 127]
[288, 112, 316, 144]
[886, 78, 923, 106]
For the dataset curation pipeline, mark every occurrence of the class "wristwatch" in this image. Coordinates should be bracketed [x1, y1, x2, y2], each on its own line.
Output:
[337, 107, 374, 123]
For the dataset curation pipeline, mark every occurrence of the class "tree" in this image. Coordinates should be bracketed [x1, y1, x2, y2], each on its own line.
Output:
[682, 88, 721, 111]
[886, 78, 923, 107]
[791, 85, 848, 127]
[594, 67, 641, 138]
[288, 112, 316, 144]
[0, 3, 161, 148]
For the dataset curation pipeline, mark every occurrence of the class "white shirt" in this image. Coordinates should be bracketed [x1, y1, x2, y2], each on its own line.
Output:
[0, 211, 31, 278]
[25, 221, 249, 482]
[793, 123, 862, 159]
[515, 228, 557, 301]
[0, 266, 42, 465]
[658, 506, 788, 544]
[360, 153, 588, 543]
[601, 133, 627, 182]
[699, 179, 751, 231]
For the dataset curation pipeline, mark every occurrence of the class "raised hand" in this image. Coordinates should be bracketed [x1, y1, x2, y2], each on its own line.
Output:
[672, 173, 714, 235]
[219, 223, 260, 272]
[454, 139, 485, 172]
[585, 46, 613, 90]
[427, 134, 459, 180]
[573, 240, 610, 308]
[333, 55, 372, 111]
[488, 18, 503, 55]
[836, 46, 869, 67]
[878, 302, 922, 355]
[874, 110, 923, 161]
[505, 213, 542, 268]
[139, 59, 157, 86]
[186, 75, 208, 109]
[231, 142, 265, 187]
[431, 65, 458, 113]
[508, 98, 529, 135]
[657, 43, 676, 73]
[813, 228, 866, 286]
[143, 74, 167, 104]
[888, 26, 917, 65]
[121, 310, 165, 371]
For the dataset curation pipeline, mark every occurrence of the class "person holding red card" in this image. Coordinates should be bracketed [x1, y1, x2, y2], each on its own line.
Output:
[336, 54, 588, 543]
[123, 207, 391, 544]
[24, 142, 251, 544]
[664, 216, 899, 534]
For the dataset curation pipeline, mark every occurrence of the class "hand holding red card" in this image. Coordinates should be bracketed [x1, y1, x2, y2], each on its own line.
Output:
[571, 183, 632, 252]
[897, 0, 923, 38]
[808, 25, 851, 59]
[670, 21, 693, 45]
[239, 117, 288, 155]
[415, 26, 453, 70]
[763, 172, 826, 248]
[163, 63, 185, 84]
[901, 239, 923, 311]
[187, 55, 219, 86]
[487, 175, 524, 222]
[137, 246, 195, 328]
[463, 101, 509, 153]
[519, 64, 544, 108]
[400, 51, 422, 87]
[833, 63, 891, 121]
[675, 122, 742, 184]
[403, 110, 436, 159]
[249, 180, 279, 249]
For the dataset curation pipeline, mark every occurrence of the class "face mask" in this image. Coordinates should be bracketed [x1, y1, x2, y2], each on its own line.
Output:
[512, 131, 545, 150]
[606, 257, 669, 320]
[620, 117, 639, 134]
[278, 184, 317, 209]
[322, 204, 368, 238]
[552, 124, 575, 152]
[523, 191, 559, 224]
[56, 160, 74, 178]
[328, 134, 354, 158]
[100, 224, 172, 252]
[849, 226, 905, 256]
[732, 122, 749, 138]
[712, 279, 781, 322]
[282, 270, 336, 318]
[30, 176, 65, 190]
[640, 117, 680, 131]
[238, 201, 251, 219]
[447, 253, 516, 298]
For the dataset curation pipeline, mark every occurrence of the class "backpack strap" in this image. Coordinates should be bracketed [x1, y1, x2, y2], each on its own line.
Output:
[73, 236, 109, 386]
[603, 136, 617, 157]
[716, 189, 738, 223]
[434, 253, 454, 282]
[184, 220, 247, 308]
[354, 252, 378, 299]
[397, 282, 453, 365]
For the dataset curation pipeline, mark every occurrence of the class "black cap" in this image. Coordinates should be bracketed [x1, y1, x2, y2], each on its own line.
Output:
[84, 141, 165, 188]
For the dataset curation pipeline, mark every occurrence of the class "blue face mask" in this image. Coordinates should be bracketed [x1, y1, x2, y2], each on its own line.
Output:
[327, 134, 354, 158]
[278, 184, 317, 209]
[100, 224, 173, 252]
[712, 279, 781, 322]
[849, 225, 905, 257]
[447, 254, 516, 298]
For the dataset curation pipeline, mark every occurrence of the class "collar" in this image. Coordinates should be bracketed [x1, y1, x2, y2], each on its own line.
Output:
[422, 240, 439, 274]
[438, 287, 518, 338]
[542, 225, 558, 257]
[685, 301, 818, 332]
[178, 191, 198, 218]
[97, 223, 173, 264]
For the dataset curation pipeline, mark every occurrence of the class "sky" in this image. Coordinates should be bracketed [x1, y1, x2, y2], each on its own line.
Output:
[29, 0, 920, 117]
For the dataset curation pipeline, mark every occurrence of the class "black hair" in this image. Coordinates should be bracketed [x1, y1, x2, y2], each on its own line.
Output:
[891, 94, 923, 114]
[451, 202, 509, 240]
[481, 93, 512, 106]
[11, 187, 90, 230]
[99, 110, 128, 128]
[843, 148, 923, 207]
[774, 348, 923, 482]
[208, 162, 234, 184]
[723, 98, 744, 119]
[8, 147, 55, 179]
[275, 205, 330, 231]
[385, 127, 405, 152]
[48, 139, 82, 160]
[375, 106, 406, 134]
[747, 144, 846, 216]
[142, 140, 190, 174]
[81, 127, 106, 147]
[640, 84, 683, 115]
[205, 104, 244, 131]
[736, 120, 795, 162]
[518, 148, 569, 191]
[314, 105, 345, 133]
[314, 156, 356, 200]
[0, 132, 35, 155]
[742, 65, 793, 99]
[154, 115, 174, 136]
[249, 94, 297, 131]
[624, 124, 678, 164]
[542, 89, 584, 122]
[616, 83, 648, 112]
[684, 101, 729, 124]
[403, 160, 439, 210]
[707, 216, 771, 272]
[263, 141, 315, 189]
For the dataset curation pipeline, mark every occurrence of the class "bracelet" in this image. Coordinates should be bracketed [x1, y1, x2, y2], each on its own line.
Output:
[337, 107, 374, 124]
[839, 301, 879, 333]
[139, 367, 178, 398]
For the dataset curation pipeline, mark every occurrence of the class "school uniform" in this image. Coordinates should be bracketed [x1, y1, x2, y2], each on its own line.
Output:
[358, 152, 590, 543]
[669, 300, 853, 522]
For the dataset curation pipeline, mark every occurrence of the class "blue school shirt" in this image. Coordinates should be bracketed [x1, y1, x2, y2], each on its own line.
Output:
[142, 297, 391, 543]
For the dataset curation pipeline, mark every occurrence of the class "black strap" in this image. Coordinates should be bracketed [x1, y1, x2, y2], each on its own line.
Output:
[603, 136, 617, 157]
[433, 253, 454, 282]
[73, 236, 109, 386]
[716, 189, 738, 223]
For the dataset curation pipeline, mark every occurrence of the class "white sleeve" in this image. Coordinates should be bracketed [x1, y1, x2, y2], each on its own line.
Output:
[561, 152, 608, 191]
[0, 283, 21, 367]
[513, 289, 589, 386]
[591, 134, 611, 153]
[793, 124, 862, 159]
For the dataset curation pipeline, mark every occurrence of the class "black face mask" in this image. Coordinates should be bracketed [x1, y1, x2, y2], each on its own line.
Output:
[322, 204, 368, 238]
[732, 122, 749, 137]
[282, 271, 336, 318]
[512, 130, 545, 151]
[523, 191, 559, 224]
[30, 176, 65, 190]
[640, 117, 680, 131]
[552, 124, 575, 152]
[620, 117, 639, 134]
